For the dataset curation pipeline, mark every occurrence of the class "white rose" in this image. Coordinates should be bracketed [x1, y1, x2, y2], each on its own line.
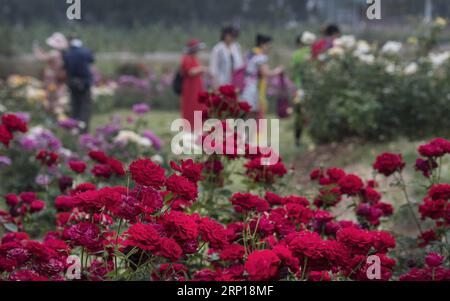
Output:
[381, 41, 402, 55]
[404, 62, 418, 75]
[428, 51, 450, 68]
[301, 31, 316, 45]
[334, 35, 356, 50]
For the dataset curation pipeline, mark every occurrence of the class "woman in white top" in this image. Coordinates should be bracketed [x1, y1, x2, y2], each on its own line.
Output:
[209, 27, 244, 88]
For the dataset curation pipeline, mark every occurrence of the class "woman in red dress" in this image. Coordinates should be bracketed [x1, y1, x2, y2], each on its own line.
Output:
[180, 39, 207, 127]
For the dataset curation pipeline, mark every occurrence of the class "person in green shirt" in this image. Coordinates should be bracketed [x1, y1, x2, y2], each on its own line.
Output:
[290, 32, 315, 147]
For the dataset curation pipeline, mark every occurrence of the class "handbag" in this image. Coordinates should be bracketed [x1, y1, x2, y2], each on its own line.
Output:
[276, 74, 292, 119]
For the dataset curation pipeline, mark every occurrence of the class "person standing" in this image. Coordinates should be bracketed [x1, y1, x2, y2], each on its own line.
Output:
[311, 24, 341, 60]
[241, 34, 284, 120]
[63, 36, 95, 133]
[33, 32, 68, 118]
[209, 26, 244, 88]
[291, 32, 315, 147]
[180, 39, 207, 127]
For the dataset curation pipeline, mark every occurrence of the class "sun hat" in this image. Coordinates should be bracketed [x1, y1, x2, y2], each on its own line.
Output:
[184, 39, 206, 53]
[46, 32, 68, 50]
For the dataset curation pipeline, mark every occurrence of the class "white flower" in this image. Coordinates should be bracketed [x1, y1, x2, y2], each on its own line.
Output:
[301, 31, 316, 45]
[355, 53, 375, 65]
[334, 35, 356, 50]
[171, 132, 202, 155]
[354, 40, 371, 55]
[114, 130, 152, 147]
[385, 63, 397, 74]
[381, 41, 402, 55]
[151, 154, 164, 164]
[428, 51, 450, 68]
[404, 62, 418, 75]
[328, 46, 345, 57]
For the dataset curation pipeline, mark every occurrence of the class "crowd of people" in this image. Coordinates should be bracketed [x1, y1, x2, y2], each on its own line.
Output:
[179, 24, 341, 144]
[33, 24, 342, 141]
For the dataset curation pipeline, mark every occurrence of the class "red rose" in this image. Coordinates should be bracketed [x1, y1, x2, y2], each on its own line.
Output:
[419, 138, 450, 158]
[219, 85, 237, 99]
[88, 151, 109, 164]
[63, 222, 103, 252]
[91, 164, 113, 179]
[373, 153, 405, 176]
[122, 223, 161, 252]
[337, 227, 373, 255]
[107, 157, 126, 177]
[1, 114, 28, 133]
[5, 194, 19, 207]
[159, 237, 182, 261]
[230, 193, 269, 213]
[425, 252, 444, 268]
[19, 192, 37, 204]
[108, 195, 142, 220]
[338, 174, 364, 196]
[30, 200, 45, 213]
[327, 168, 346, 183]
[166, 174, 198, 201]
[170, 159, 203, 183]
[129, 159, 166, 188]
[245, 250, 280, 281]
[198, 217, 228, 249]
[68, 160, 87, 174]
[0, 125, 13, 147]
[419, 230, 438, 248]
[134, 186, 163, 214]
[73, 190, 103, 212]
[428, 184, 450, 201]
[415, 158, 437, 178]
[36, 150, 59, 166]
[371, 231, 396, 253]
[161, 211, 199, 242]
[55, 196, 75, 211]
[265, 192, 284, 206]
[310, 168, 323, 180]
[220, 244, 245, 262]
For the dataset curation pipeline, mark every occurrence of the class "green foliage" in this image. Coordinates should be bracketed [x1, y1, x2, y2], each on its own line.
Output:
[301, 52, 450, 144]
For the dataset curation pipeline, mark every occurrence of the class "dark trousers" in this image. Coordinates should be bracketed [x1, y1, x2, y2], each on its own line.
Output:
[70, 88, 92, 133]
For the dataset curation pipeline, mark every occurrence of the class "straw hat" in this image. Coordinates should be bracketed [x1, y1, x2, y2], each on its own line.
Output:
[46, 32, 68, 50]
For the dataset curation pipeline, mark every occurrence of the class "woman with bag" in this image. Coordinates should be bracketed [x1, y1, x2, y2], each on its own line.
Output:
[180, 39, 207, 127]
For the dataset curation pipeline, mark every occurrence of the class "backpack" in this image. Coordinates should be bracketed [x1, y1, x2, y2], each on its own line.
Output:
[172, 69, 183, 95]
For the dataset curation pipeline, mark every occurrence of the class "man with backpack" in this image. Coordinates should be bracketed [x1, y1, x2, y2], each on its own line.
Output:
[63, 35, 95, 133]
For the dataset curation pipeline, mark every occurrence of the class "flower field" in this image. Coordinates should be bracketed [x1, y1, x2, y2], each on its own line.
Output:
[1, 77, 450, 282]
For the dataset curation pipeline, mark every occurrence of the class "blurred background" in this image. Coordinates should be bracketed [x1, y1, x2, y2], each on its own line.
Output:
[0, 0, 449, 183]
[1, 0, 450, 76]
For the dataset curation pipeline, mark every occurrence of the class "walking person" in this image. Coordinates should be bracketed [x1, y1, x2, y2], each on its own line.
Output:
[209, 26, 244, 88]
[180, 39, 207, 128]
[241, 34, 284, 121]
[63, 36, 95, 133]
[32, 32, 69, 118]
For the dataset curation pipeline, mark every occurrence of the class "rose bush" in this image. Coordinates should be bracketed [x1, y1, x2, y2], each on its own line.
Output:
[1, 95, 449, 281]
